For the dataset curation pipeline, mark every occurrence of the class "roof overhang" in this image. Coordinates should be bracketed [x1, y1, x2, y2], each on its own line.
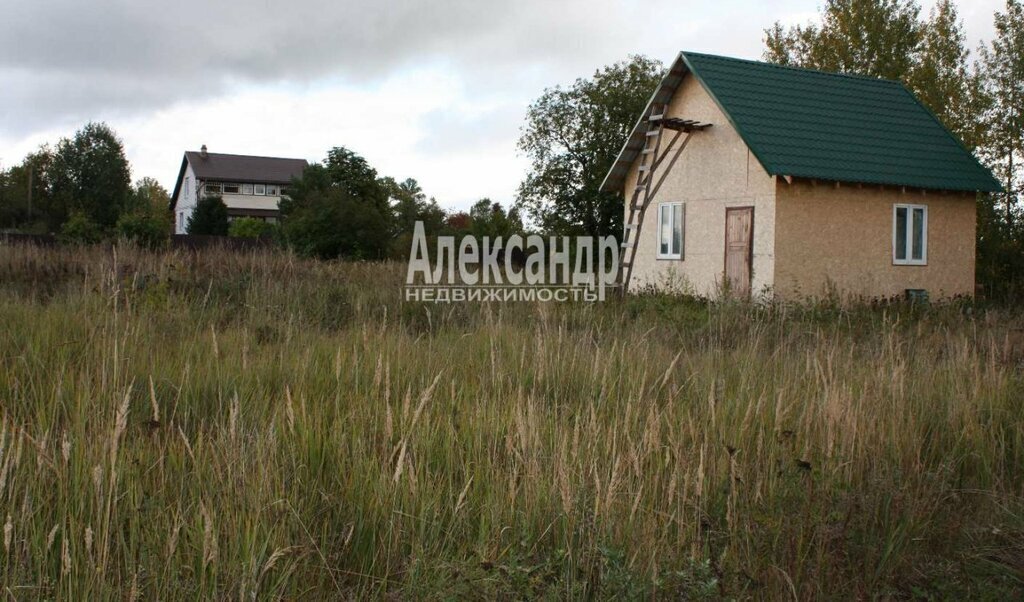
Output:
[599, 53, 690, 194]
[199, 176, 296, 185]
[168, 155, 189, 211]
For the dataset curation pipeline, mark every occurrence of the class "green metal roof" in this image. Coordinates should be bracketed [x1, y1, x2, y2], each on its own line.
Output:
[600, 52, 1001, 193]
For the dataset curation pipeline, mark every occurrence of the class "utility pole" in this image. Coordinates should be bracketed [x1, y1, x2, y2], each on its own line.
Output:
[27, 165, 33, 220]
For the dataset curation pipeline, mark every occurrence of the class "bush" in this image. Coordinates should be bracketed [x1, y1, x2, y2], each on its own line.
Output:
[59, 211, 104, 244]
[281, 188, 389, 259]
[187, 196, 229, 235]
[229, 217, 276, 239]
[116, 211, 171, 248]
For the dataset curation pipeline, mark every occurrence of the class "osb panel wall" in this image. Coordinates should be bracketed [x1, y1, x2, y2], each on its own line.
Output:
[774, 181, 976, 299]
[623, 75, 776, 297]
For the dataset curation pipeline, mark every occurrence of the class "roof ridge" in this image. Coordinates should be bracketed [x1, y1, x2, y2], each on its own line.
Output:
[186, 150, 307, 162]
[680, 51, 904, 86]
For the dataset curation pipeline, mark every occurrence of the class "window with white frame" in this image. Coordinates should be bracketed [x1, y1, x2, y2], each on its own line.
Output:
[242, 183, 254, 195]
[893, 204, 927, 265]
[254, 184, 266, 195]
[266, 184, 279, 196]
[184, 177, 190, 200]
[223, 183, 240, 194]
[657, 202, 684, 259]
[206, 182, 222, 195]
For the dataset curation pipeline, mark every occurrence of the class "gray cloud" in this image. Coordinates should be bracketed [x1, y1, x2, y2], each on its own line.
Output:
[0, 0, 658, 135]
[0, 1, 1005, 139]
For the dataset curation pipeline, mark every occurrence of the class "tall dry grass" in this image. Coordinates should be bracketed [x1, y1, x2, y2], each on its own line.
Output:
[0, 242, 1022, 599]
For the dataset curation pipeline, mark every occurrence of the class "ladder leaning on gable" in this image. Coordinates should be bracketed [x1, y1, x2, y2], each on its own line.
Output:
[616, 104, 712, 294]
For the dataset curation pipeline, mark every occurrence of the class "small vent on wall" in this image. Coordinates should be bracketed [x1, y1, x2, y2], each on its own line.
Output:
[905, 289, 929, 303]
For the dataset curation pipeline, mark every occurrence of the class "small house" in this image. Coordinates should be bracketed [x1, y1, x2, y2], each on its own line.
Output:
[601, 52, 1001, 299]
[169, 146, 308, 234]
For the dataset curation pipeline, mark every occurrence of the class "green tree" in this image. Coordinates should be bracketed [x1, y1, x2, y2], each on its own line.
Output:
[764, 0, 923, 81]
[186, 196, 229, 235]
[131, 177, 171, 214]
[977, 0, 1024, 223]
[517, 55, 664, 237]
[469, 198, 523, 239]
[280, 148, 392, 259]
[910, 0, 979, 146]
[112, 177, 172, 247]
[976, 193, 1024, 298]
[281, 187, 389, 259]
[386, 177, 446, 236]
[0, 147, 54, 231]
[49, 122, 132, 229]
[321, 147, 391, 216]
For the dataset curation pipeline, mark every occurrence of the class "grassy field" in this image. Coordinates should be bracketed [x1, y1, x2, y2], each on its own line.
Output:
[0, 243, 1022, 599]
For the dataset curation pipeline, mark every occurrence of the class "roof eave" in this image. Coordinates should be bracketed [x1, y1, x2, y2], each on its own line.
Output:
[199, 175, 300, 185]
[168, 155, 189, 211]
[598, 53, 689, 194]
[779, 173, 1002, 194]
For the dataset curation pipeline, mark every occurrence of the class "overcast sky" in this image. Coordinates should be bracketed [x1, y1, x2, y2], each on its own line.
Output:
[0, 0, 1006, 211]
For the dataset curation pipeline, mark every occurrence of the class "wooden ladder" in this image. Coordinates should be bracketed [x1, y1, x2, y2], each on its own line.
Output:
[616, 103, 667, 293]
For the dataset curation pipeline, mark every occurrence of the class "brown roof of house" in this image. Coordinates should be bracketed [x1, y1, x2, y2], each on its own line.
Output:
[170, 151, 309, 209]
[186, 152, 308, 183]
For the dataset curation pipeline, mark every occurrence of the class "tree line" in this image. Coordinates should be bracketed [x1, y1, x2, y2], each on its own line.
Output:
[0, 127, 523, 256]
[0, 123, 172, 246]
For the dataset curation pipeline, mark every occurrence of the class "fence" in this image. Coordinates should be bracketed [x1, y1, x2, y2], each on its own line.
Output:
[0, 232, 275, 251]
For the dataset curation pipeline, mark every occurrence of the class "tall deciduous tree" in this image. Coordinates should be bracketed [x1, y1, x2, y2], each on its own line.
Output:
[116, 177, 172, 247]
[469, 198, 523, 239]
[517, 55, 664, 238]
[764, 0, 922, 80]
[132, 177, 171, 214]
[385, 177, 446, 236]
[321, 147, 391, 215]
[280, 147, 392, 259]
[0, 147, 53, 230]
[977, 0, 1024, 222]
[910, 0, 979, 147]
[49, 122, 132, 228]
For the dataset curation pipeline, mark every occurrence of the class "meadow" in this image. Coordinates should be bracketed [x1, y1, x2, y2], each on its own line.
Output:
[0, 242, 1022, 599]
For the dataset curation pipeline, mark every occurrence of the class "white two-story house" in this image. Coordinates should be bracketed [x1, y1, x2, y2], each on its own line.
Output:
[169, 146, 308, 234]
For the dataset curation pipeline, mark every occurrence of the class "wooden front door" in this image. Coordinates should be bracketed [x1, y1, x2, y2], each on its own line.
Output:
[724, 207, 754, 298]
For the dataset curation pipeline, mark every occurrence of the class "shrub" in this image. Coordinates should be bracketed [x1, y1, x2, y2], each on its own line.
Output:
[229, 217, 276, 239]
[116, 211, 171, 248]
[59, 211, 104, 244]
[187, 195, 229, 235]
[281, 188, 389, 259]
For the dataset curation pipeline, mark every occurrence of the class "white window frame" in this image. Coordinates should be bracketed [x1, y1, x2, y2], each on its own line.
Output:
[656, 202, 684, 260]
[254, 184, 266, 196]
[266, 184, 279, 196]
[205, 182, 222, 195]
[893, 203, 928, 266]
[223, 183, 241, 194]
